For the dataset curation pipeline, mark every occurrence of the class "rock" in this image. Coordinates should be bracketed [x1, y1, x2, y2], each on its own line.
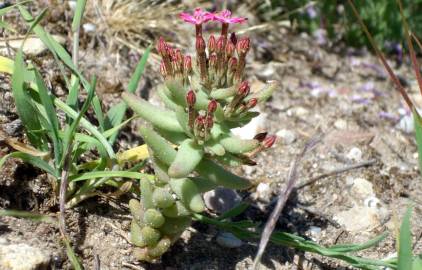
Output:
[82, 23, 96, 33]
[203, 188, 241, 214]
[350, 177, 374, 199]
[216, 232, 242, 248]
[293, 107, 309, 117]
[334, 119, 347, 130]
[396, 115, 413, 133]
[253, 183, 272, 202]
[0, 239, 50, 270]
[346, 147, 362, 162]
[232, 110, 267, 139]
[276, 129, 296, 145]
[0, 35, 66, 56]
[334, 206, 380, 232]
[1, 119, 22, 137]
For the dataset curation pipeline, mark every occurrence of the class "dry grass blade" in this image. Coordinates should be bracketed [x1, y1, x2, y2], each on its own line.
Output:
[347, 0, 414, 110]
[253, 135, 322, 269]
[396, 0, 422, 98]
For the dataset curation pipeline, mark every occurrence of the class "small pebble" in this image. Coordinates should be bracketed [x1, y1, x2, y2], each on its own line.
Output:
[276, 129, 296, 145]
[396, 114, 413, 133]
[83, 23, 96, 33]
[216, 232, 242, 248]
[334, 119, 347, 130]
[203, 188, 241, 214]
[346, 147, 362, 162]
[255, 182, 272, 202]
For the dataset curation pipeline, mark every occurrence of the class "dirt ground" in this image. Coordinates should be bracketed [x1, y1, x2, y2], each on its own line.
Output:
[1, 2, 422, 270]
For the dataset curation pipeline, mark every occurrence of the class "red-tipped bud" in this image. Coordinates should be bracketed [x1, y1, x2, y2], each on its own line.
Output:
[238, 81, 250, 97]
[195, 115, 206, 127]
[230, 32, 237, 45]
[186, 90, 196, 107]
[228, 57, 237, 71]
[209, 53, 218, 68]
[263, 135, 276, 148]
[208, 35, 216, 53]
[196, 36, 206, 52]
[247, 98, 258, 109]
[160, 61, 168, 77]
[216, 36, 225, 53]
[254, 132, 268, 142]
[184, 55, 192, 73]
[226, 41, 235, 58]
[236, 37, 250, 55]
[206, 115, 214, 128]
[174, 49, 183, 63]
[208, 100, 217, 113]
[157, 37, 168, 57]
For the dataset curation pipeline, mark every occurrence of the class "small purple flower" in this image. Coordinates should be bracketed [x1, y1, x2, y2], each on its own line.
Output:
[179, 8, 213, 25]
[212, 10, 247, 24]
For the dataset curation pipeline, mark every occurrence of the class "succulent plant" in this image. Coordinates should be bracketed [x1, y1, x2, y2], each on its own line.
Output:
[123, 8, 277, 262]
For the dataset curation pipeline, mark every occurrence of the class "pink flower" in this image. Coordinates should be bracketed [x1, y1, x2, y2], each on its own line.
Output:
[179, 8, 213, 25]
[212, 10, 247, 24]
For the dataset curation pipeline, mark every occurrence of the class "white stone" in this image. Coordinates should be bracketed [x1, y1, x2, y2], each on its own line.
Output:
[276, 129, 296, 145]
[396, 114, 414, 133]
[346, 147, 362, 162]
[334, 206, 380, 232]
[0, 35, 66, 56]
[232, 110, 267, 139]
[0, 240, 50, 270]
[216, 232, 242, 248]
[334, 119, 347, 130]
[293, 107, 309, 117]
[82, 23, 96, 33]
[255, 183, 272, 202]
[350, 178, 374, 198]
[203, 188, 241, 214]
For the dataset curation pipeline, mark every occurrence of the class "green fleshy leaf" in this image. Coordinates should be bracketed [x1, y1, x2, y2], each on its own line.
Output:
[169, 178, 205, 213]
[123, 92, 184, 133]
[162, 201, 190, 217]
[196, 159, 251, 190]
[211, 85, 237, 99]
[140, 177, 154, 210]
[139, 126, 176, 166]
[398, 206, 413, 270]
[219, 136, 259, 154]
[168, 139, 204, 178]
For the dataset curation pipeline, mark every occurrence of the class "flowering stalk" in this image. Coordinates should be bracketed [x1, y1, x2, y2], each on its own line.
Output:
[122, 8, 277, 262]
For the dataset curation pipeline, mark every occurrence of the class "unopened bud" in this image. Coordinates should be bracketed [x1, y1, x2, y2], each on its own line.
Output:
[226, 41, 235, 58]
[247, 98, 257, 109]
[184, 55, 192, 73]
[216, 36, 225, 53]
[263, 135, 276, 148]
[228, 57, 237, 71]
[206, 115, 214, 128]
[160, 61, 168, 77]
[253, 132, 268, 142]
[196, 36, 206, 52]
[238, 81, 250, 97]
[230, 32, 237, 45]
[207, 100, 217, 113]
[157, 37, 168, 57]
[209, 53, 217, 68]
[236, 37, 250, 55]
[186, 90, 196, 107]
[208, 35, 216, 54]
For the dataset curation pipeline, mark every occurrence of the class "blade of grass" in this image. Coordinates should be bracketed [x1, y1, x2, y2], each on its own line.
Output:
[91, 95, 105, 132]
[105, 45, 151, 143]
[0, 152, 58, 177]
[64, 239, 83, 270]
[347, 0, 414, 111]
[0, 209, 57, 224]
[69, 171, 151, 182]
[0, 0, 32, 16]
[398, 207, 413, 270]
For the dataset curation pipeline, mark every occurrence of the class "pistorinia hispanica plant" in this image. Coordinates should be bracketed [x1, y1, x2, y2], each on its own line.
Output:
[122, 8, 278, 262]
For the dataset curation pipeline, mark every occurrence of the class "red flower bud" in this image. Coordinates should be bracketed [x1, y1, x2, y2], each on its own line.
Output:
[238, 81, 250, 97]
[209, 53, 217, 68]
[236, 37, 250, 55]
[247, 98, 258, 109]
[195, 115, 206, 126]
[208, 35, 216, 53]
[184, 55, 192, 73]
[228, 57, 237, 71]
[157, 37, 168, 57]
[174, 49, 183, 63]
[226, 41, 235, 58]
[230, 32, 237, 45]
[186, 90, 196, 107]
[253, 132, 268, 142]
[208, 99, 217, 113]
[196, 36, 206, 52]
[216, 36, 225, 53]
[263, 135, 276, 148]
[160, 61, 168, 77]
[206, 115, 214, 128]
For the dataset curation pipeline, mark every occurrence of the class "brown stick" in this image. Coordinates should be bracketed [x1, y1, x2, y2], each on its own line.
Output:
[252, 135, 321, 269]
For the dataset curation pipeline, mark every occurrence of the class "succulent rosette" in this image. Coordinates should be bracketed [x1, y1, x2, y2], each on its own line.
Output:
[122, 8, 277, 262]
